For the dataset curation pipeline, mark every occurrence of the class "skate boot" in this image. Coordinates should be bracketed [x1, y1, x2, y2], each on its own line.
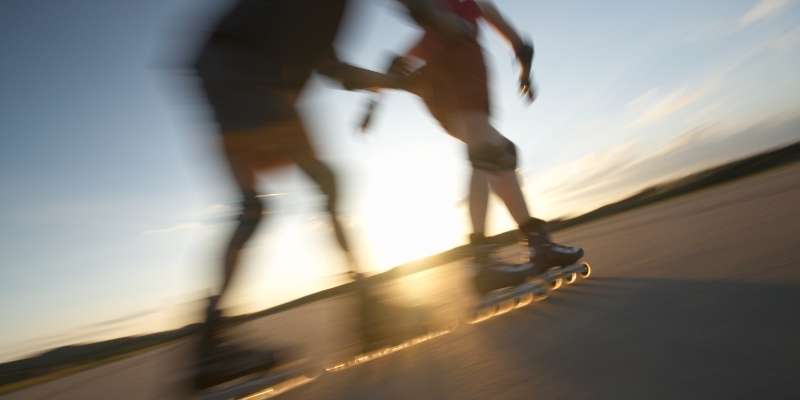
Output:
[470, 233, 530, 294]
[194, 297, 285, 389]
[470, 233, 497, 268]
[520, 218, 584, 277]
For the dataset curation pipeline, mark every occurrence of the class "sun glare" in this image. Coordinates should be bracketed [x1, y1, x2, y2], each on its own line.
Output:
[358, 193, 466, 270]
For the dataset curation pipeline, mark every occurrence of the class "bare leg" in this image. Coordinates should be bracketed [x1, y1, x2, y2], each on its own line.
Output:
[297, 157, 362, 276]
[447, 112, 532, 227]
[469, 169, 490, 235]
[215, 135, 264, 306]
[445, 112, 585, 274]
[197, 134, 265, 354]
[218, 190, 262, 302]
[486, 167, 531, 226]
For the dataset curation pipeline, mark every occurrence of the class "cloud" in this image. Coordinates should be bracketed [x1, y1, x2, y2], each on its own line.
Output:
[184, 203, 237, 220]
[739, 0, 791, 28]
[658, 123, 725, 154]
[203, 203, 234, 213]
[534, 141, 639, 197]
[142, 222, 206, 235]
[626, 86, 706, 128]
[768, 25, 800, 49]
[533, 110, 800, 218]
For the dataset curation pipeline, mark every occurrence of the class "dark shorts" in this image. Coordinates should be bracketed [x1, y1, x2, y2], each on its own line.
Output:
[192, 0, 346, 133]
[417, 41, 491, 126]
[194, 40, 307, 133]
[194, 42, 316, 169]
[199, 77, 299, 133]
[220, 125, 317, 171]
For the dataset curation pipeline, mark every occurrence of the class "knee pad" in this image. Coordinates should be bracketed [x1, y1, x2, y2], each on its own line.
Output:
[238, 191, 265, 228]
[468, 137, 518, 172]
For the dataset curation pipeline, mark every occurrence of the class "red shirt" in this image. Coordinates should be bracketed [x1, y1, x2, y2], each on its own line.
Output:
[409, 0, 483, 61]
[446, 0, 482, 26]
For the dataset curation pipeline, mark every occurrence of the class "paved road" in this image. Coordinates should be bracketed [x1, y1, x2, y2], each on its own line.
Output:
[6, 164, 800, 400]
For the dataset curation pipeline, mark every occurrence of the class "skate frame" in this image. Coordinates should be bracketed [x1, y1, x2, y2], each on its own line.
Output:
[469, 262, 592, 324]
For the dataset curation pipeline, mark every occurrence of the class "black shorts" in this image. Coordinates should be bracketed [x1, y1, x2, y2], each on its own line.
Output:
[192, 0, 348, 133]
[199, 77, 299, 133]
[194, 40, 304, 133]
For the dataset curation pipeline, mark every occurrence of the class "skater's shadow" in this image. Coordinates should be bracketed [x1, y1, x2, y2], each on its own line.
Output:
[292, 283, 449, 400]
[353, 284, 440, 354]
[468, 277, 800, 399]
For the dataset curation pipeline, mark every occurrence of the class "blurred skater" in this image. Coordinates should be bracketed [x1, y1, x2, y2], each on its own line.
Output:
[185, 0, 473, 388]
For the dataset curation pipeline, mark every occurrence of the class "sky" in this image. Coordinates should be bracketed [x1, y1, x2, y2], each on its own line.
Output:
[1, 0, 799, 361]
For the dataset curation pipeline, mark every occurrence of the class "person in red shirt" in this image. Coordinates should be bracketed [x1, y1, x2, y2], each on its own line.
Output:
[368, 0, 583, 289]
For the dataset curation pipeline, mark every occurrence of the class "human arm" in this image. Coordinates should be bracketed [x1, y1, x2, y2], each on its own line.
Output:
[317, 55, 406, 92]
[476, 1, 536, 102]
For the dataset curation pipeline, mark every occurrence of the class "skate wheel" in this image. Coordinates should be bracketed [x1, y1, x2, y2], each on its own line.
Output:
[564, 272, 578, 284]
[549, 277, 563, 290]
[470, 307, 494, 324]
[496, 300, 515, 316]
[515, 292, 534, 308]
[534, 290, 550, 302]
[579, 262, 592, 279]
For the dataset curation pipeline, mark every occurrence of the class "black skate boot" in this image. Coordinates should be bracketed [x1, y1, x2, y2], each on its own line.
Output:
[520, 218, 584, 277]
[470, 233, 497, 268]
[470, 233, 530, 294]
[194, 297, 285, 390]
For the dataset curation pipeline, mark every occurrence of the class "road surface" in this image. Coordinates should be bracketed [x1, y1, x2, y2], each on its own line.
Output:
[6, 163, 800, 400]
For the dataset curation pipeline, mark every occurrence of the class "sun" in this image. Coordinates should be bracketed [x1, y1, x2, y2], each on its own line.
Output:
[356, 181, 468, 271]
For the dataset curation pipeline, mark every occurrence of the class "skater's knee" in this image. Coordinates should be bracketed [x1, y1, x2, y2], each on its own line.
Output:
[319, 168, 338, 197]
[324, 185, 340, 214]
[299, 158, 342, 214]
[238, 190, 265, 229]
[468, 136, 518, 172]
[311, 165, 340, 213]
[301, 159, 337, 195]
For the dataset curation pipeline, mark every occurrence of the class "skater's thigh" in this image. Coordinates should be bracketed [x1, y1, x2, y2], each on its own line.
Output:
[220, 120, 317, 189]
[219, 134, 259, 193]
[445, 111, 507, 148]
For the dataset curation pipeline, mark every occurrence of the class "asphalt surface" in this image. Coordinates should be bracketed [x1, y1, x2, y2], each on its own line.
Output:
[6, 164, 800, 400]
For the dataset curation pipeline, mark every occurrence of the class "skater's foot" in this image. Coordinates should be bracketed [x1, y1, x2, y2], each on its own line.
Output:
[469, 233, 498, 268]
[197, 296, 224, 355]
[195, 297, 291, 389]
[520, 218, 584, 275]
[470, 233, 531, 293]
[472, 262, 531, 294]
[195, 341, 287, 390]
[348, 270, 368, 282]
[528, 242, 584, 276]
